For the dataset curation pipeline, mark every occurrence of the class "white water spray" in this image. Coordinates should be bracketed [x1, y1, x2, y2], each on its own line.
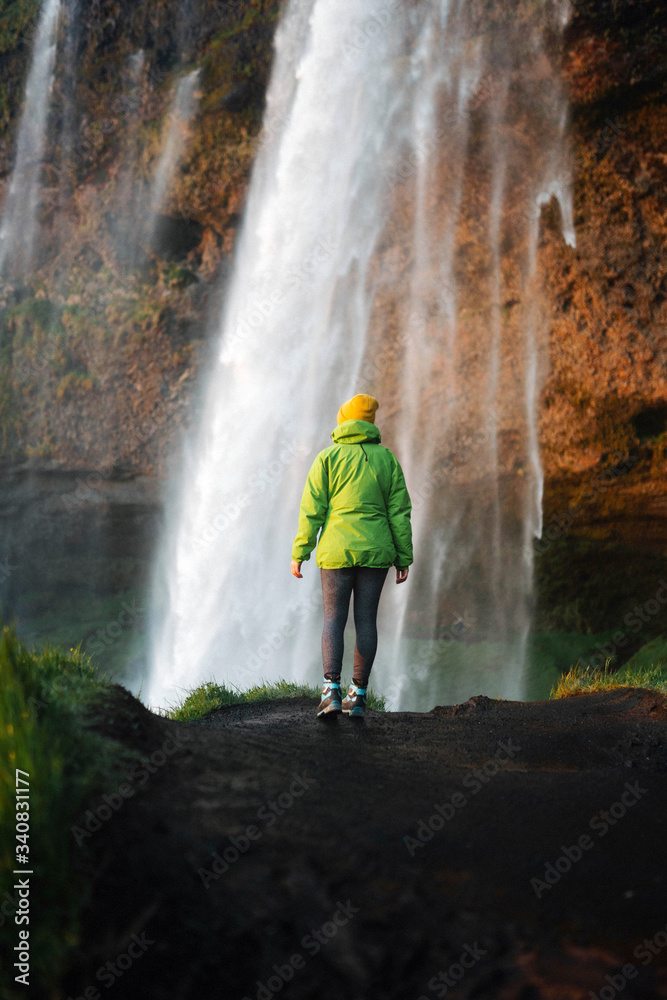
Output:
[147, 69, 201, 242]
[374, 0, 576, 709]
[145, 0, 574, 712]
[0, 0, 62, 277]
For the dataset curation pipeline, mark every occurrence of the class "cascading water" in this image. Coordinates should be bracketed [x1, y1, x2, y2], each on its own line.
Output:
[146, 69, 201, 245]
[145, 0, 575, 712]
[369, 0, 576, 709]
[0, 0, 62, 278]
[112, 66, 201, 273]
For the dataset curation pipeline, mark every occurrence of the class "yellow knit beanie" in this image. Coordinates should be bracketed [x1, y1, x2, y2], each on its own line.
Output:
[336, 393, 380, 425]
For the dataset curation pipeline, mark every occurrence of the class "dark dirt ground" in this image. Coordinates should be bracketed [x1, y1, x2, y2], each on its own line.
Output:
[61, 687, 667, 1000]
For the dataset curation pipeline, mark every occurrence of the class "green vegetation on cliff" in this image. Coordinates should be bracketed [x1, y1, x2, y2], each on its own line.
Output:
[552, 657, 667, 698]
[0, 0, 40, 128]
[0, 626, 132, 998]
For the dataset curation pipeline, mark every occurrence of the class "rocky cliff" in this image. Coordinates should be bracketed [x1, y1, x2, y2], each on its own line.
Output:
[540, 0, 667, 547]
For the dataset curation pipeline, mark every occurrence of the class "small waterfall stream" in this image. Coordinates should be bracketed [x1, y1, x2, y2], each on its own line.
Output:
[146, 69, 201, 246]
[0, 0, 62, 278]
[375, 0, 576, 709]
[0, 11, 202, 281]
[142, 0, 575, 710]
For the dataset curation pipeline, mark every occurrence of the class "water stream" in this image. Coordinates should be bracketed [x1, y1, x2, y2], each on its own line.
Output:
[0, 0, 62, 278]
[146, 69, 202, 247]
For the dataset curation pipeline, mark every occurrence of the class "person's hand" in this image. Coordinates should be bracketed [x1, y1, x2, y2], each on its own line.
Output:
[396, 567, 409, 584]
[291, 560, 303, 579]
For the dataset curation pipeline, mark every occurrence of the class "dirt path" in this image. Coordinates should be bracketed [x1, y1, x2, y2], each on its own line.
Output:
[63, 688, 667, 1000]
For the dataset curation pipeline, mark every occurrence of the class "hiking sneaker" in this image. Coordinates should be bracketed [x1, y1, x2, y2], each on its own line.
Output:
[317, 681, 342, 718]
[342, 683, 367, 718]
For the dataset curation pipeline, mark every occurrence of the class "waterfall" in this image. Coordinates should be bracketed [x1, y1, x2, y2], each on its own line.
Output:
[0, 0, 62, 278]
[110, 65, 200, 275]
[146, 70, 201, 246]
[145, 0, 574, 712]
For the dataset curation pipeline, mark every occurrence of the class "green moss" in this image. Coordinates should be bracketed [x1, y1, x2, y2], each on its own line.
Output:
[551, 660, 667, 699]
[207, 1, 280, 46]
[162, 262, 199, 289]
[524, 630, 622, 700]
[2, 296, 62, 337]
[0, 0, 40, 53]
[622, 635, 667, 672]
[0, 625, 135, 998]
[0, 0, 40, 131]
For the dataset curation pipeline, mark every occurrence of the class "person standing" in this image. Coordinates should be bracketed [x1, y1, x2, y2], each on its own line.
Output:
[291, 394, 413, 718]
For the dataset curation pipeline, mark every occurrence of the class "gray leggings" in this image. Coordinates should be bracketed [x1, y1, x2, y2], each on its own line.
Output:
[320, 566, 389, 688]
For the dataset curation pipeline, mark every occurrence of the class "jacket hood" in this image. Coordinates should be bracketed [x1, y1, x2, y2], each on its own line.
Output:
[331, 419, 382, 444]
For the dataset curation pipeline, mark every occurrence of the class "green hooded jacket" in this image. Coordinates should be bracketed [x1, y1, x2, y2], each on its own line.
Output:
[292, 419, 413, 569]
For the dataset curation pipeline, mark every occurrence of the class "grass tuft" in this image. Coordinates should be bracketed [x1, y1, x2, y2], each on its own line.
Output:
[551, 660, 667, 699]
[0, 625, 136, 998]
[160, 678, 386, 721]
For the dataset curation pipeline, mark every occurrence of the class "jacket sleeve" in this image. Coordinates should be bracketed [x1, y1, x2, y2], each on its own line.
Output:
[387, 456, 413, 568]
[291, 452, 329, 562]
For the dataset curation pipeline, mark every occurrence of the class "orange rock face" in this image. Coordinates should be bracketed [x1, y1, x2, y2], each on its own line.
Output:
[538, 0, 667, 545]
